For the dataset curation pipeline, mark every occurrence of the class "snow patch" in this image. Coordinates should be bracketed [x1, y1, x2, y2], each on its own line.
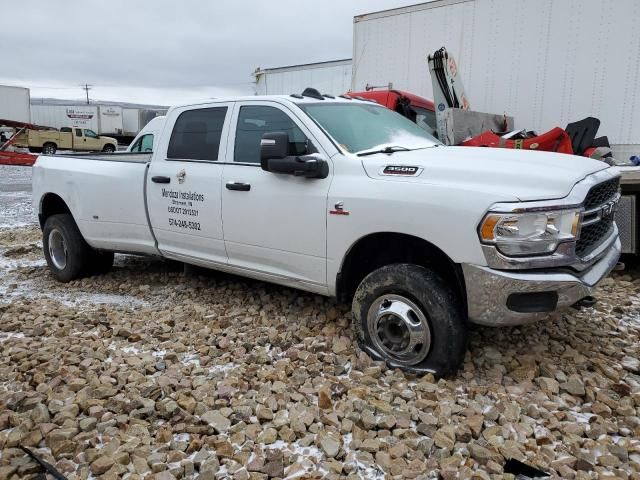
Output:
[208, 362, 237, 375]
[0, 332, 25, 342]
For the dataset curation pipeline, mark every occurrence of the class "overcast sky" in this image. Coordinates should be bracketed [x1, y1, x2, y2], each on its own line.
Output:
[0, 0, 415, 105]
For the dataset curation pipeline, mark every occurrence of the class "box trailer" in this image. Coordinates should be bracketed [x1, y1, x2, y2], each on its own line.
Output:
[123, 108, 141, 137]
[254, 59, 352, 96]
[352, 0, 640, 161]
[122, 108, 166, 137]
[98, 105, 123, 136]
[0, 85, 31, 123]
[352, 0, 640, 256]
[31, 105, 99, 132]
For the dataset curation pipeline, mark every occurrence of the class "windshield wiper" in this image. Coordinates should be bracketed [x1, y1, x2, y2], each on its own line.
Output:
[357, 146, 412, 157]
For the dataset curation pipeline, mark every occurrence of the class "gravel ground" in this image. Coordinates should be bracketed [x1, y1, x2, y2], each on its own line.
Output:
[1, 174, 640, 478]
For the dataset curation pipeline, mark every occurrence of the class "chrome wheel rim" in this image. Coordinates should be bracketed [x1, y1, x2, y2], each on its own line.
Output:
[367, 294, 431, 366]
[48, 229, 67, 270]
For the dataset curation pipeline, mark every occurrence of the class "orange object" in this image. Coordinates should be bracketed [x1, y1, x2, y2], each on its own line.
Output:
[0, 150, 36, 166]
[460, 127, 574, 154]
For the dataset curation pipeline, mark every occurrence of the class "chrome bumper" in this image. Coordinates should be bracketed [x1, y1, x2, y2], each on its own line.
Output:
[462, 237, 621, 326]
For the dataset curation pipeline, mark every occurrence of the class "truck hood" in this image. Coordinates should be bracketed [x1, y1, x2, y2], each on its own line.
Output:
[360, 146, 611, 202]
[101, 136, 117, 144]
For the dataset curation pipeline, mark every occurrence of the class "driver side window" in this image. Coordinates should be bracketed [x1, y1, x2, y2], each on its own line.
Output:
[234, 105, 308, 164]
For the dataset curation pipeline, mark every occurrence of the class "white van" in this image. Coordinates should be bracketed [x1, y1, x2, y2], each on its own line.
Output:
[126, 116, 165, 153]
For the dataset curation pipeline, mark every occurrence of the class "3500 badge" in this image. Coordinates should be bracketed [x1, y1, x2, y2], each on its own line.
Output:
[380, 165, 423, 176]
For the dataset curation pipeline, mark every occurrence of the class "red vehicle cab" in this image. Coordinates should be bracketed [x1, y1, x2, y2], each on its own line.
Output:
[348, 89, 438, 137]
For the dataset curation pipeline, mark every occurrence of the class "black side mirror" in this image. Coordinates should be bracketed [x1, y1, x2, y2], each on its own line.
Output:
[260, 132, 328, 179]
[260, 132, 289, 170]
[265, 155, 329, 179]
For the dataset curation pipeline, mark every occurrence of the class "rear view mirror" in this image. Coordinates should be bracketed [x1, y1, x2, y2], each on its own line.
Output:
[260, 132, 289, 170]
[265, 155, 329, 179]
[260, 132, 328, 179]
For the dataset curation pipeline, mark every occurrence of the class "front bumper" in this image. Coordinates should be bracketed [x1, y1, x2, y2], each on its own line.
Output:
[462, 236, 621, 326]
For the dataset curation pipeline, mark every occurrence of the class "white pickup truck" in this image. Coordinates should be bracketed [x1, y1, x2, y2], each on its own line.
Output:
[32, 92, 622, 376]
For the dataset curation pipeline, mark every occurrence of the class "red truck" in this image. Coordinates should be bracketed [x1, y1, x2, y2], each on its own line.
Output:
[350, 89, 438, 138]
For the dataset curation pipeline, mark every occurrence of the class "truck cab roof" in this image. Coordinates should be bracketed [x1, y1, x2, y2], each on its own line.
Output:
[170, 92, 378, 111]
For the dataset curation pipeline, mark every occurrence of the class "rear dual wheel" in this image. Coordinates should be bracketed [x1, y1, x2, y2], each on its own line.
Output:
[43, 214, 113, 282]
[352, 263, 467, 377]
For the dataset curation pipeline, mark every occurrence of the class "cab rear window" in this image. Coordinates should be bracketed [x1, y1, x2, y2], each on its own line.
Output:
[167, 107, 227, 161]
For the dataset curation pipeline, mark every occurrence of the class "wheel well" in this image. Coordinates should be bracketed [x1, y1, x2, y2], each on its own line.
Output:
[43, 141, 57, 147]
[39, 193, 70, 229]
[336, 232, 466, 309]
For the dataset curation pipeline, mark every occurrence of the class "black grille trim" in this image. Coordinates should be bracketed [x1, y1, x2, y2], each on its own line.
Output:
[575, 178, 619, 258]
[576, 218, 614, 257]
[583, 177, 620, 210]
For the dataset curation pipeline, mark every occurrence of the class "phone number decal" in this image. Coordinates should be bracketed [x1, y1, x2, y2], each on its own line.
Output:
[169, 218, 201, 230]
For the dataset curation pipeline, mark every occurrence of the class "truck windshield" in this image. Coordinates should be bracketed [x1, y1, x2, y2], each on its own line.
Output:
[299, 102, 441, 154]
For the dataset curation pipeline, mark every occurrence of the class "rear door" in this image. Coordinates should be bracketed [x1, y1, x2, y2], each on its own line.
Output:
[220, 101, 331, 291]
[73, 128, 86, 150]
[146, 103, 232, 266]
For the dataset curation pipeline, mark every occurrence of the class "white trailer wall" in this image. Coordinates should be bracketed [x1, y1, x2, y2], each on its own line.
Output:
[123, 108, 141, 136]
[255, 59, 353, 96]
[31, 105, 99, 131]
[353, 0, 640, 159]
[0, 85, 30, 123]
[98, 106, 123, 135]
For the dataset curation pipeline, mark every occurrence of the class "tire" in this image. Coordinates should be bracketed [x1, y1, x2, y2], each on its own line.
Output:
[42, 143, 57, 155]
[43, 214, 93, 282]
[102, 144, 116, 153]
[352, 263, 467, 377]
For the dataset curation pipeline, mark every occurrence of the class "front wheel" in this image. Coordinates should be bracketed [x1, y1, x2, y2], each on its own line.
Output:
[42, 143, 57, 155]
[102, 144, 116, 153]
[352, 263, 467, 377]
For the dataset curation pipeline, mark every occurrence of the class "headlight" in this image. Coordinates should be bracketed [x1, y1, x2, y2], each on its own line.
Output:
[479, 209, 581, 256]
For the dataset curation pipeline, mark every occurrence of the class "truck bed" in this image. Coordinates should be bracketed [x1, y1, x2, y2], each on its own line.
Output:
[53, 152, 152, 163]
[32, 153, 157, 256]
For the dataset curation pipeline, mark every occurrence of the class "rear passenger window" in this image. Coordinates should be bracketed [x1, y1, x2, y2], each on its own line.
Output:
[234, 106, 308, 164]
[75, 129, 82, 137]
[167, 107, 227, 161]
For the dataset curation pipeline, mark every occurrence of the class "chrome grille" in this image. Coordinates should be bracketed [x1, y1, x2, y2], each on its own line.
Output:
[576, 177, 620, 258]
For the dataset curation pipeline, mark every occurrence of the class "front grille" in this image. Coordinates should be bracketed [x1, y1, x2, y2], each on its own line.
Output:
[583, 177, 619, 210]
[575, 177, 619, 258]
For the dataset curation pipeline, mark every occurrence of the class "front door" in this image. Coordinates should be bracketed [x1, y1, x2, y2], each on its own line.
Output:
[221, 102, 331, 291]
[146, 104, 232, 266]
[83, 129, 102, 150]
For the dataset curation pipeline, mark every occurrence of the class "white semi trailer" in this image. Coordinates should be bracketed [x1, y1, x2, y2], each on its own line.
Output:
[0, 85, 31, 123]
[254, 59, 353, 96]
[351, 0, 640, 256]
[351, 0, 640, 162]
